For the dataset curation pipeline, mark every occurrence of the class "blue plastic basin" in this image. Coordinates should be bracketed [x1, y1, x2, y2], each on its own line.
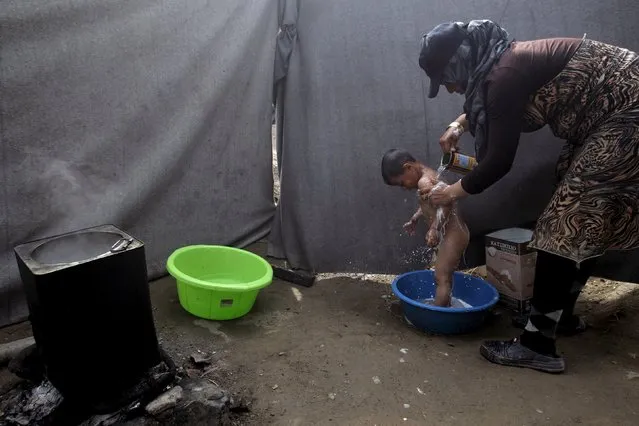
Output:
[391, 270, 499, 335]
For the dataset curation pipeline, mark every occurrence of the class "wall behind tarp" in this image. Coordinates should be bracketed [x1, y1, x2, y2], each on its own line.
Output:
[0, 0, 278, 327]
[269, 0, 639, 274]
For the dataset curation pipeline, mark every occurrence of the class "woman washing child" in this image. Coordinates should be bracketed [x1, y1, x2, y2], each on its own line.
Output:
[419, 19, 639, 373]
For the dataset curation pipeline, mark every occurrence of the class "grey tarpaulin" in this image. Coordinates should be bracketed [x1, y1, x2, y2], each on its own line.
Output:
[3, 0, 639, 327]
[274, 0, 298, 90]
[268, 0, 639, 275]
[273, 0, 299, 172]
[0, 0, 278, 326]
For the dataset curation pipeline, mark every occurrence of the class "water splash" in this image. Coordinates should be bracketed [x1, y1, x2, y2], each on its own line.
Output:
[400, 245, 437, 267]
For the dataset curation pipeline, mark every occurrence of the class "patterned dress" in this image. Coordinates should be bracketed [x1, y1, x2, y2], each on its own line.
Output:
[523, 39, 639, 262]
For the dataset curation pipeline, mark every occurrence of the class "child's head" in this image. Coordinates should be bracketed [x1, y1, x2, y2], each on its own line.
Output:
[381, 148, 424, 190]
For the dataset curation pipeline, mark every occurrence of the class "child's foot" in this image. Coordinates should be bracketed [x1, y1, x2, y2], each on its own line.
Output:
[479, 338, 565, 374]
[432, 293, 451, 307]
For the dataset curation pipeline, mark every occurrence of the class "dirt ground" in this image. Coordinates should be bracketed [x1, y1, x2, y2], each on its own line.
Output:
[1, 272, 639, 425]
[251, 125, 639, 424]
[151, 274, 639, 426]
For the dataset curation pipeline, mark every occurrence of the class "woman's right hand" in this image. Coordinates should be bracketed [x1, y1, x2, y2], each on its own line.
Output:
[439, 114, 467, 153]
[439, 126, 461, 154]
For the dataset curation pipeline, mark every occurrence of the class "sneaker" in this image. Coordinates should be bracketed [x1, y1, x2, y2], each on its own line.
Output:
[480, 338, 565, 373]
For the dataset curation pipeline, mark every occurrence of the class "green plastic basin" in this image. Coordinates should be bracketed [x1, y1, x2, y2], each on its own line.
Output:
[166, 245, 273, 320]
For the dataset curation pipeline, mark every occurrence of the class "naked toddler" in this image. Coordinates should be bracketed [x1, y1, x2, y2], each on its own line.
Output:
[382, 148, 469, 307]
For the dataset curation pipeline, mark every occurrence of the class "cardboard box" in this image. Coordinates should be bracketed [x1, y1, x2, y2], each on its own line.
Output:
[485, 228, 537, 314]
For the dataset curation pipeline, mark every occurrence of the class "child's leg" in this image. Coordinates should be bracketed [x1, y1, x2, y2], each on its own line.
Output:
[432, 219, 469, 306]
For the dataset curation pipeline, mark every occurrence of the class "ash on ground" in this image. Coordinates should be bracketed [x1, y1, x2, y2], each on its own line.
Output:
[0, 346, 249, 426]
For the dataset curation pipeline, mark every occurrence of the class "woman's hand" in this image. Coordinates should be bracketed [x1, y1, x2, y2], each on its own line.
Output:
[439, 114, 467, 153]
[439, 127, 461, 154]
[429, 184, 455, 206]
[429, 181, 469, 206]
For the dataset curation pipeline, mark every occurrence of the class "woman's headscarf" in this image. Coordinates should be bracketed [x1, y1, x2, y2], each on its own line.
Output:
[442, 20, 511, 159]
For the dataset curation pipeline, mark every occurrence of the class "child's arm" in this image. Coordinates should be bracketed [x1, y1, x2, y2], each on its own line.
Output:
[418, 178, 448, 246]
[409, 207, 422, 223]
[425, 205, 452, 247]
[403, 207, 422, 235]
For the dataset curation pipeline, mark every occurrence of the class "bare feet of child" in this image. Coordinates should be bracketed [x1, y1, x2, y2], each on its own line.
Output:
[433, 279, 452, 307]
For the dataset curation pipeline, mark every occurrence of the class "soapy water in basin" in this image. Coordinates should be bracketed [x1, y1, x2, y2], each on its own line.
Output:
[420, 297, 473, 309]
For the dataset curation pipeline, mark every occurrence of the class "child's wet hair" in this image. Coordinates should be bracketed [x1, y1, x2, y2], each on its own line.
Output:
[381, 148, 416, 185]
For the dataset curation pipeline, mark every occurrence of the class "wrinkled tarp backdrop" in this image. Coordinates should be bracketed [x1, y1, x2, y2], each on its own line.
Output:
[0, 0, 278, 326]
[2, 0, 639, 326]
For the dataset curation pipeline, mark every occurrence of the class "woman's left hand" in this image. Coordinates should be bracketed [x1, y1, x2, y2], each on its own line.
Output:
[429, 181, 469, 206]
[428, 184, 455, 206]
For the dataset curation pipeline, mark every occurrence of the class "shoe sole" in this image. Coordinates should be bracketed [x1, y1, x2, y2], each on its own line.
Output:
[480, 345, 565, 374]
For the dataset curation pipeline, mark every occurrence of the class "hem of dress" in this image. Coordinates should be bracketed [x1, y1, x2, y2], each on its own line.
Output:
[528, 243, 639, 265]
